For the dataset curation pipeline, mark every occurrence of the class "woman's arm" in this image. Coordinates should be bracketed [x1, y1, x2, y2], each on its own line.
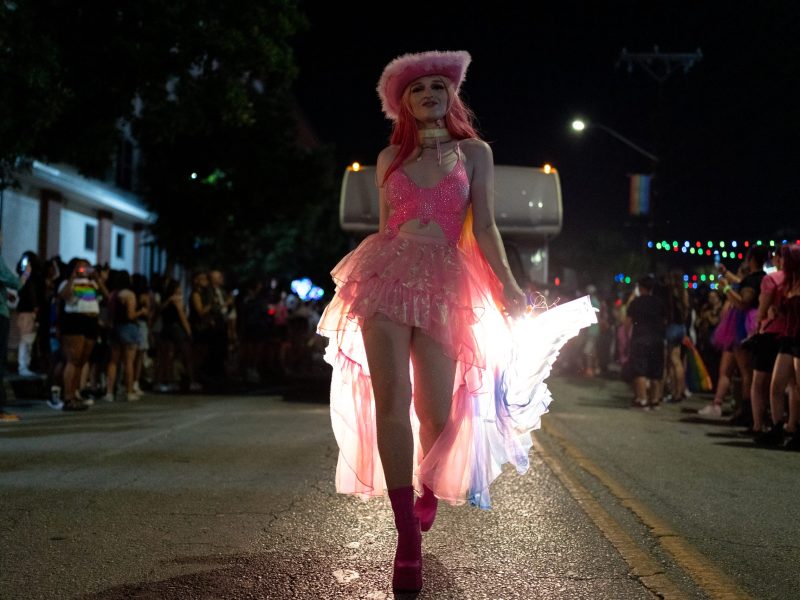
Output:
[467, 141, 526, 316]
[191, 291, 211, 316]
[176, 300, 192, 336]
[719, 277, 756, 311]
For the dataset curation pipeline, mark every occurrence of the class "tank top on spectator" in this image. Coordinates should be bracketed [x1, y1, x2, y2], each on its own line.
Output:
[59, 278, 100, 314]
[162, 302, 180, 328]
[760, 271, 786, 335]
[112, 290, 135, 325]
[739, 270, 766, 309]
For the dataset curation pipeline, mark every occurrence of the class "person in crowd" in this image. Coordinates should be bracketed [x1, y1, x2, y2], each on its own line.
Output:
[103, 270, 144, 402]
[0, 236, 24, 421]
[741, 247, 786, 436]
[755, 243, 800, 446]
[580, 284, 602, 377]
[189, 271, 214, 385]
[698, 246, 767, 418]
[14, 251, 45, 377]
[58, 258, 107, 411]
[625, 275, 666, 409]
[267, 287, 290, 378]
[155, 277, 198, 392]
[238, 278, 269, 384]
[208, 269, 234, 383]
[315, 50, 592, 592]
[694, 288, 723, 390]
[131, 273, 153, 395]
[82, 263, 111, 403]
[661, 270, 690, 403]
[45, 256, 67, 409]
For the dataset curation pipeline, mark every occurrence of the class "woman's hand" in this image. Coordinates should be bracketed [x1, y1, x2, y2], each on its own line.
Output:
[503, 279, 528, 319]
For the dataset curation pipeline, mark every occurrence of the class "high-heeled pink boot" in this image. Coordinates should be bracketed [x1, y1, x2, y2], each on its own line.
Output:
[388, 486, 422, 592]
[414, 484, 438, 532]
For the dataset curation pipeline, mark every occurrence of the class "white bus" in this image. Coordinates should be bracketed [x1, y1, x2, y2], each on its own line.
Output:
[338, 163, 563, 286]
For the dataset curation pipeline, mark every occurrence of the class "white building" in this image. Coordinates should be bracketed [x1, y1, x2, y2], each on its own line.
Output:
[1, 160, 159, 275]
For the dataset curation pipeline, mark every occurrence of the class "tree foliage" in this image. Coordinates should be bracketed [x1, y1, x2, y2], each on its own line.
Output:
[0, 1, 347, 283]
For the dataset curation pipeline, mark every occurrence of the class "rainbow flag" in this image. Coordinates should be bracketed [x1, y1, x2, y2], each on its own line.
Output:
[629, 174, 651, 216]
[683, 337, 713, 392]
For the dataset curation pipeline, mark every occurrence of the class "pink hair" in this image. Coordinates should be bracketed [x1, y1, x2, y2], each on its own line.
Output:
[780, 243, 800, 291]
[381, 79, 480, 185]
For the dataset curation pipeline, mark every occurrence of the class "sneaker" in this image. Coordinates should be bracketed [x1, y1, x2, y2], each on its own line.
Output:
[631, 398, 650, 411]
[125, 392, 140, 402]
[697, 403, 722, 418]
[101, 393, 115, 403]
[782, 431, 800, 451]
[133, 382, 142, 395]
[81, 397, 95, 407]
[18, 367, 36, 377]
[47, 398, 64, 411]
[0, 411, 21, 422]
[155, 383, 171, 393]
[754, 423, 785, 447]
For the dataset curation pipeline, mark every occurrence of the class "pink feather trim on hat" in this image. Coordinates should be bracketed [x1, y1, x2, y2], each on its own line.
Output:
[377, 50, 472, 121]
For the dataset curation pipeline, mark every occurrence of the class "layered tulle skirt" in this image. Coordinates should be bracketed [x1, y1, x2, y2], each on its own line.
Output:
[711, 305, 757, 351]
[317, 229, 596, 509]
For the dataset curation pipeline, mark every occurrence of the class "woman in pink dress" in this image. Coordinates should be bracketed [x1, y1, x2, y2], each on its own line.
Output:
[316, 50, 596, 592]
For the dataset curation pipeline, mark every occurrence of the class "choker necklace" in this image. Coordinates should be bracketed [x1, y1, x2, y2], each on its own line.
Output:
[418, 128, 451, 140]
[417, 128, 452, 163]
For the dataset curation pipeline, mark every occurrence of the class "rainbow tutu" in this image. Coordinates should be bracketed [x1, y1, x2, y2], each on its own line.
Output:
[317, 229, 596, 509]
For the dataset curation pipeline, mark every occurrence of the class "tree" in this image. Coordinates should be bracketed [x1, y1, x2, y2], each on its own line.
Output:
[1, 1, 347, 282]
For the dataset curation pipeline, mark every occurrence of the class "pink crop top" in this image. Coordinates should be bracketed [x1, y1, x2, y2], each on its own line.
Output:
[383, 147, 470, 245]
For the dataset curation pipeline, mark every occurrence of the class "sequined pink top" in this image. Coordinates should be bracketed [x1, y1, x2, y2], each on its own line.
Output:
[384, 151, 470, 245]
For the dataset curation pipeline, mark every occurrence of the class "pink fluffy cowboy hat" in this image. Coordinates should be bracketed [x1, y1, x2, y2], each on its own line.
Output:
[377, 50, 472, 121]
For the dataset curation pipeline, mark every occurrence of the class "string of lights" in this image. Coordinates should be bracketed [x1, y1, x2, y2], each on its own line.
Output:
[648, 238, 799, 258]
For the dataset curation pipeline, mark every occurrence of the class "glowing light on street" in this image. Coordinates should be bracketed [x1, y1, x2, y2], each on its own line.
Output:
[571, 119, 586, 132]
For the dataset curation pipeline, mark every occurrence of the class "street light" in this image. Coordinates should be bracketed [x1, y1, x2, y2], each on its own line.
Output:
[571, 118, 659, 163]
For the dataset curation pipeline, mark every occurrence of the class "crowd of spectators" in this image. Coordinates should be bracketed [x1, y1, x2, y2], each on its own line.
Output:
[0, 249, 327, 419]
[560, 243, 800, 451]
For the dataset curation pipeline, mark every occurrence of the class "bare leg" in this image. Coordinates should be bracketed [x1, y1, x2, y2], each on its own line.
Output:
[647, 377, 664, 405]
[106, 344, 121, 396]
[669, 345, 686, 399]
[733, 347, 752, 407]
[361, 313, 414, 490]
[633, 377, 648, 403]
[768, 353, 794, 425]
[61, 335, 85, 402]
[123, 344, 137, 394]
[787, 379, 799, 433]
[410, 328, 457, 457]
[713, 351, 735, 405]
[751, 370, 771, 431]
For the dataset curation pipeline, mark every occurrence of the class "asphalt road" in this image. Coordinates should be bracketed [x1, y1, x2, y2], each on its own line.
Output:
[0, 372, 797, 599]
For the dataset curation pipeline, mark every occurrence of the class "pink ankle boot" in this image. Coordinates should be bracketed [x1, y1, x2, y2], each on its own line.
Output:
[414, 484, 438, 532]
[388, 486, 422, 592]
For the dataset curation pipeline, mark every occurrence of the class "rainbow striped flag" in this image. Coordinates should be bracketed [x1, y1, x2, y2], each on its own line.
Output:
[629, 174, 651, 216]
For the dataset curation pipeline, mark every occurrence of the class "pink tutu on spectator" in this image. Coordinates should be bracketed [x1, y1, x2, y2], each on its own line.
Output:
[317, 222, 597, 509]
[711, 305, 757, 351]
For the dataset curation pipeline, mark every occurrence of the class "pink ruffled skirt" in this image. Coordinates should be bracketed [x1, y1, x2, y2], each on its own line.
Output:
[317, 230, 596, 509]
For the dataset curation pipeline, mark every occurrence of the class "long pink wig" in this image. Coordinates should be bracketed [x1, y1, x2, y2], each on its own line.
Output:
[780, 243, 800, 291]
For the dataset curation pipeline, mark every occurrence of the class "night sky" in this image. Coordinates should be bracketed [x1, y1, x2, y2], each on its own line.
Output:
[290, 2, 799, 251]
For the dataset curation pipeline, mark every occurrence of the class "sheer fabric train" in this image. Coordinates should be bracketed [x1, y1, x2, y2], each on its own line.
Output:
[317, 211, 597, 509]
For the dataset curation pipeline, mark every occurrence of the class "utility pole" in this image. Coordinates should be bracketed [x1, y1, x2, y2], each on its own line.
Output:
[616, 46, 702, 270]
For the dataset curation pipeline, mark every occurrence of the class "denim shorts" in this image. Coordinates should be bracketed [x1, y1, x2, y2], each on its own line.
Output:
[113, 322, 142, 346]
[665, 323, 686, 346]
